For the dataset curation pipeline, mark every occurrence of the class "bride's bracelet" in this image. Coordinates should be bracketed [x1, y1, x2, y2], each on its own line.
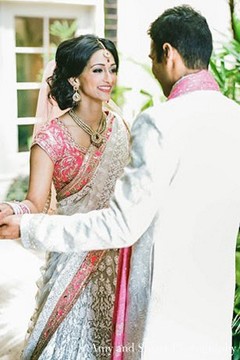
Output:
[3, 201, 31, 215]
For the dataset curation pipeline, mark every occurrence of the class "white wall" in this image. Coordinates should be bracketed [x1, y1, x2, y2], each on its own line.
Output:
[117, 0, 232, 122]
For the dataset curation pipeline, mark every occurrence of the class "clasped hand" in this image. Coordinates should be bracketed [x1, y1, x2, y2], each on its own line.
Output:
[0, 206, 22, 239]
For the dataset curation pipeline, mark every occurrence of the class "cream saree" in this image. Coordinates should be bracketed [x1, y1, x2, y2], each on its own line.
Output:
[21, 110, 130, 360]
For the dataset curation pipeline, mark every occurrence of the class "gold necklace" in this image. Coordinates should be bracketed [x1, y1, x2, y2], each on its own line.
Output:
[68, 109, 106, 148]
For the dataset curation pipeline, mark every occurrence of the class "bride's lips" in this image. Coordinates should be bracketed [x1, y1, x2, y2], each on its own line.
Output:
[98, 85, 112, 93]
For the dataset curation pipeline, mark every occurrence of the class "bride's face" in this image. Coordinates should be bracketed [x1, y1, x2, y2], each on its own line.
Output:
[78, 49, 118, 103]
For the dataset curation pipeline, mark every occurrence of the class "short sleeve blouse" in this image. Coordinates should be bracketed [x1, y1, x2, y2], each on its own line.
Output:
[32, 119, 86, 192]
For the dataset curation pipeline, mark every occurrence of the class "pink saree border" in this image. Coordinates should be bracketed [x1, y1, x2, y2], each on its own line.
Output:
[111, 247, 132, 359]
[31, 250, 107, 359]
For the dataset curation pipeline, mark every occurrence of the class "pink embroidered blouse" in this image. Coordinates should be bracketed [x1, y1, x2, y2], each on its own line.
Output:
[32, 116, 113, 194]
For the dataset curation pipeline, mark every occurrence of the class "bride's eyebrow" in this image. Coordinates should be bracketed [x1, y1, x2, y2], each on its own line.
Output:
[90, 62, 116, 68]
[90, 63, 105, 68]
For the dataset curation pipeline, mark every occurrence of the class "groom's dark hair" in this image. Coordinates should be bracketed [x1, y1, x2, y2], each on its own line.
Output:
[148, 5, 213, 69]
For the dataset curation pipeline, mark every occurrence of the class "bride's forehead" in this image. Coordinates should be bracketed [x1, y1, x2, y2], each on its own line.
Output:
[86, 50, 115, 67]
[91, 49, 113, 60]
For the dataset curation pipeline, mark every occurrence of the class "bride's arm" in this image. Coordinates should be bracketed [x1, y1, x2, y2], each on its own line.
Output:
[0, 145, 54, 221]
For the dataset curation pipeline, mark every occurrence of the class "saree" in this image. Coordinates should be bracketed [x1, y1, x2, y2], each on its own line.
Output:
[21, 109, 130, 360]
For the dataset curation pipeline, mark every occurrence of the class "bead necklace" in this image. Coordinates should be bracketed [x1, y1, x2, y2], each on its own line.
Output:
[68, 109, 106, 148]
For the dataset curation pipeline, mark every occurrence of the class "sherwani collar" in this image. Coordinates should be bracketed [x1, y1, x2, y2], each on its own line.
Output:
[168, 70, 220, 100]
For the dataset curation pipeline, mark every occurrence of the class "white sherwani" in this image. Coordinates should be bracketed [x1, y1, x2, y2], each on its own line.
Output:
[21, 89, 240, 360]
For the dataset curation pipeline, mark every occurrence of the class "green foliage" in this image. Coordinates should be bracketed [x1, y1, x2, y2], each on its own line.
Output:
[50, 20, 78, 46]
[236, 233, 240, 292]
[210, 13, 240, 104]
[210, 40, 240, 103]
[111, 85, 132, 108]
[233, 233, 240, 359]
[50, 20, 77, 41]
[233, 14, 240, 43]
[6, 175, 29, 202]
[233, 341, 240, 360]
[139, 89, 154, 111]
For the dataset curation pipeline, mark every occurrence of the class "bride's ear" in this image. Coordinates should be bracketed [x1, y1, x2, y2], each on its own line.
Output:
[68, 77, 80, 87]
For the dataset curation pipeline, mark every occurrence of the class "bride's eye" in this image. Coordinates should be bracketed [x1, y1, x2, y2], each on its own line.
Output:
[93, 68, 103, 73]
[110, 67, 117, 74]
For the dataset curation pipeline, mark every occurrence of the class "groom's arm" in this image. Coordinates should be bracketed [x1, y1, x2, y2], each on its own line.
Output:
[20, 113, 172, 253]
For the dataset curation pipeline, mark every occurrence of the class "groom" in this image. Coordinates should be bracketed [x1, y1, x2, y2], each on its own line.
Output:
[1, 5, 240, 359]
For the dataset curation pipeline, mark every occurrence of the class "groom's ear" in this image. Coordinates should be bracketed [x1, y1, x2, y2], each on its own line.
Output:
[162, 43, 174, 61]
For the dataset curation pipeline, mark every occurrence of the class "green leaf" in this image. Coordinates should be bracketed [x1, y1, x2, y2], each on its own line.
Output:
[233, 14, 240, 43]
[141, 98, 153, 112]
[50, 20, 78, 43]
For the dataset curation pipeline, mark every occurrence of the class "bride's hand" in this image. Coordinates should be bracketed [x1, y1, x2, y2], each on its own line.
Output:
[0, 203, 14, 222]
[0, 215, 22, 239]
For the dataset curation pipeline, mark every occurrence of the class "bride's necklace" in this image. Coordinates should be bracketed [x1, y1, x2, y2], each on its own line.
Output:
[68, 109, 106, 148]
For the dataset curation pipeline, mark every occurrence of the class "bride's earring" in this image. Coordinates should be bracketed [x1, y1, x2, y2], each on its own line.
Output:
[72, 84, 81, 102]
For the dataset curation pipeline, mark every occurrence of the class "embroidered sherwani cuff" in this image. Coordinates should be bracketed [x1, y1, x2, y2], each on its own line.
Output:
[21, 214, 50, 251]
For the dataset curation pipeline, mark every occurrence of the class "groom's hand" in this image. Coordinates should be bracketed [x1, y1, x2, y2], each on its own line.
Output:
[0, 215, 22, 239]
[0, 204, 14, 222]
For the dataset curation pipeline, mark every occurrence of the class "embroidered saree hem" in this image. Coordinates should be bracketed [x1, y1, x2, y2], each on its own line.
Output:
[31, 250, 107, 359]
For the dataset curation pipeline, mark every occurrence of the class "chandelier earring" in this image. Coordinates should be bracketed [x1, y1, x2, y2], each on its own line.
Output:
[72, 84, 81, 102]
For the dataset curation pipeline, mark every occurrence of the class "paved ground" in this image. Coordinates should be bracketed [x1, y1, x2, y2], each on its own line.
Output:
[0, 240, 44, 359]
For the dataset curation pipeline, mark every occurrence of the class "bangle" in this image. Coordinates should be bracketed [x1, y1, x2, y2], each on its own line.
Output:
[3, 201, 31, 214]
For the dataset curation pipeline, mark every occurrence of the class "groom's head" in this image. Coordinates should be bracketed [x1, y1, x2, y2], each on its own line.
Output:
[148, 5, 213, 96]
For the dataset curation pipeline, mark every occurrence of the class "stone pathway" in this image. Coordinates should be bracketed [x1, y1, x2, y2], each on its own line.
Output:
[0, 240, 44, 359]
